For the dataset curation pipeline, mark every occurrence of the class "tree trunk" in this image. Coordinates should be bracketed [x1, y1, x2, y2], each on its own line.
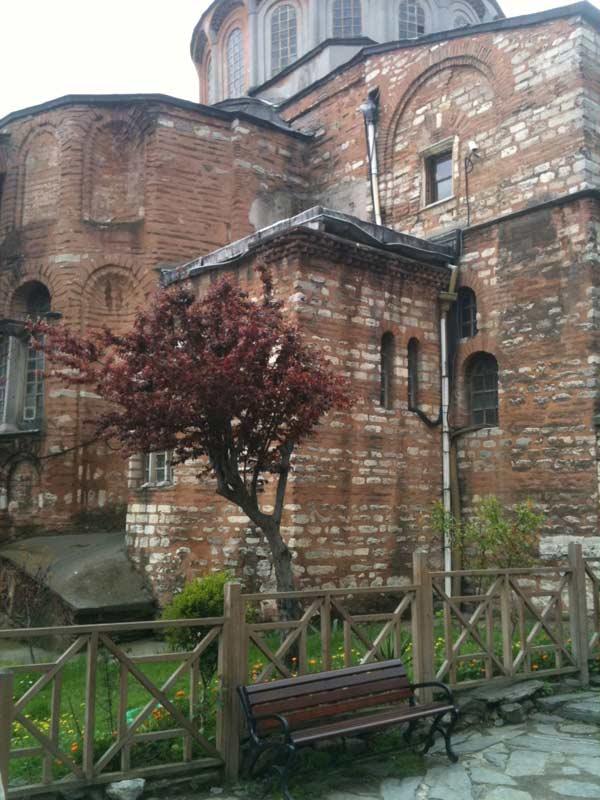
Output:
[259, 517, 295, 593]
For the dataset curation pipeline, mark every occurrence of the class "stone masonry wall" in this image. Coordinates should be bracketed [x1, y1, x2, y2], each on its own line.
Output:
[125, 230, 449, 602]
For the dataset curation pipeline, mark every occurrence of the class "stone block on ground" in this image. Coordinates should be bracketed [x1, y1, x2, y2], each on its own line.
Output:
[106, 780, 145, 800]
[471, 680, 546, 706]
[499, 703, 526, 725]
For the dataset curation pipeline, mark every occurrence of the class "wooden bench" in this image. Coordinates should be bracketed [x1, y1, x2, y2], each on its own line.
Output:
[238, 659, 459, 800]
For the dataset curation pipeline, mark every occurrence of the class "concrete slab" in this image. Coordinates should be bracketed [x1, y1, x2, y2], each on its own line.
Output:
[0, 533, 155, 621]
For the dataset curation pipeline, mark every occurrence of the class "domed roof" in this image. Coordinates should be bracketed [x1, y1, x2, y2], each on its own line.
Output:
[191, 0, 505, 105]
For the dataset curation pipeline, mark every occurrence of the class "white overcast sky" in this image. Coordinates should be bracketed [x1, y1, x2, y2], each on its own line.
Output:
[0, 1, 597, 120]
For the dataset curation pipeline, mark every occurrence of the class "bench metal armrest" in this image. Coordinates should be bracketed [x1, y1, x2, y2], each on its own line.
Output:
[410, 681, 457, 706]
[249, 713, 292, 744]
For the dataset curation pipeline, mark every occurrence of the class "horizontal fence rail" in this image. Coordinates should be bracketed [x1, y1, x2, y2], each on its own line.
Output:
[0, 618, 225, 798]
[1, 543, 599, 792]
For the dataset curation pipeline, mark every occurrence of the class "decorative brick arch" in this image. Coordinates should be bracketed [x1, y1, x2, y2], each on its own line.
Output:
[381, 52, 499, 178]
[211, 0, 245, 34]
[82, 111, 151, 225]
[17, 125, 60, 227]
[0, 264, 60, 318]
[80, 263, 146, 335]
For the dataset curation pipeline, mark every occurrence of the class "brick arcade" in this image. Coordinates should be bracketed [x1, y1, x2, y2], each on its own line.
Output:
[1, 0, 600, 602]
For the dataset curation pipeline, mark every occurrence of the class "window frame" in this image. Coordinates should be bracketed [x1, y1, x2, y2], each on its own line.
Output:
[226, 27, 245, 97]
[468, 354, 499, 428]
[269, 3, 299, 77]
[457, 287, 478, 340]
[420, 138, 457, 209]
[332, 0, 362, 38]
[143, 451, 173, 487]
[380, 332, 395, 411]
[407, 338, 420, 410]
[398, 0, 426, 40]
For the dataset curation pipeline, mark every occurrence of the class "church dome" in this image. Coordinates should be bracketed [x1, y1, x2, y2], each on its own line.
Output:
[191, 0, 504, 105]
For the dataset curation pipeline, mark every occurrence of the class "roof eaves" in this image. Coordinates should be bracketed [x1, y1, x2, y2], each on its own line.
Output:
[0, 93, 311, 141]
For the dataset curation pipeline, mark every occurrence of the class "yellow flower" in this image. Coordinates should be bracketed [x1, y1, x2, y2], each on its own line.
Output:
[175, 690, 186, 698]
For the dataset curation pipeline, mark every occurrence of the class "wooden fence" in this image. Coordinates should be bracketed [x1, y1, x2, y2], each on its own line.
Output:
[0, 543, 599, 796]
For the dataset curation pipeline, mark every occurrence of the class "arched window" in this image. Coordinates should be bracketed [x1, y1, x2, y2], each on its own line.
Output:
[271, 4, 298, 76]
[407, 338, 419, 409]
[468, 354, 499, 427]
[380, 332, 395, 410]
[332, 0, 362, 37]
[226, 28, 245, 97]
[399, 1, 426, 39]
[206, 54, 217, 104]
[453, 14, 471, 28]
[457, 287, 478, 339]
[1, 282, 52, 433]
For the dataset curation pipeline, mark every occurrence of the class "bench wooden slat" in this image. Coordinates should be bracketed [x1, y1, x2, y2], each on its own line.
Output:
[291, 702, 455, 745]
[247, 660, 406, 701]
[252, 675, 411, 718]
[257, 688, 416, 733]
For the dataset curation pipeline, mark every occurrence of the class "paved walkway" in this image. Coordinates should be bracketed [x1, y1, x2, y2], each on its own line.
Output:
[195, 712, 600, 800]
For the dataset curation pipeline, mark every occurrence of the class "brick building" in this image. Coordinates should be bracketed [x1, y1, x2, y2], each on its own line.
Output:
[1, 0, 600, 601]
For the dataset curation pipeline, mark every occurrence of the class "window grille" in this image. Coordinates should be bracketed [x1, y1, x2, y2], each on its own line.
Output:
[226, 28, 244, 97]
[457, 287, 478, 339]
[469, 354, 499, 427]
[380, 332, 395, 410]
[271, 4, 298, 76]
[399, 1, 426, 39]
[22, 344, 44, 423]
[332, 0, 362, 37]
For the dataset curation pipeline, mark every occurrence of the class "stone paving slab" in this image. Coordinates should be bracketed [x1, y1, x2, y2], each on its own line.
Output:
[193, 709, 600, 800]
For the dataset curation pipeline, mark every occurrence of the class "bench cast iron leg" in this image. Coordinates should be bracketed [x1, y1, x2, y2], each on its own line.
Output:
[273, 743, 296, 800]
[403, 719, 418, 744]
[422, 710, 459, 764]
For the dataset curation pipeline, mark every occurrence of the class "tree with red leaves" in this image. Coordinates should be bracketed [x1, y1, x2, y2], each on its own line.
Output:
[34, 271, 351, 592]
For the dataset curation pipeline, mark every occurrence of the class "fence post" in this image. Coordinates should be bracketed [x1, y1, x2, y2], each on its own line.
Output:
[412, 552, 434, 701]
[218, 582, 246, 783]
[0, 670, 13, 800]
[568, 543, 590, 687]
[500, 574, 514, 677]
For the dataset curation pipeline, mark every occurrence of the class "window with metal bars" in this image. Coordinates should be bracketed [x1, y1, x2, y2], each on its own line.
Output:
[0, 282, 51, 434]
[468, 354, 499, 427]
[332, 0, 362, 37]
[271, 4, 298, 76]
[144, 451, 172, 485]
[399, 1, 426, 39]
[380, 332, 395, 410]
[226, 28, 244, 97]
[457, 287, 478, 339]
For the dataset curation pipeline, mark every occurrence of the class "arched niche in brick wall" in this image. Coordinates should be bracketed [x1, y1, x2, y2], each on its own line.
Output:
[382, 56, 496, 223]
[20, 128, 60, 227]
[81, 265, 139, 335]
[84, 121, 146, 225]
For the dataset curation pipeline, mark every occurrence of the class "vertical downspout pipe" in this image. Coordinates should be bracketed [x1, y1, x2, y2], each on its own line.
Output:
[440, 266, 459, 596]
[360, 88, 383, 226]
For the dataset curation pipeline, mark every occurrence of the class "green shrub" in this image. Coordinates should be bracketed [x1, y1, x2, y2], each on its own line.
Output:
[432, 496, 544, 571]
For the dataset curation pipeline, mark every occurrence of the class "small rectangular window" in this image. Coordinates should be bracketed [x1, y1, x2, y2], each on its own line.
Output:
[426, 151, 453, 205]
[144, 451, 172, 485]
